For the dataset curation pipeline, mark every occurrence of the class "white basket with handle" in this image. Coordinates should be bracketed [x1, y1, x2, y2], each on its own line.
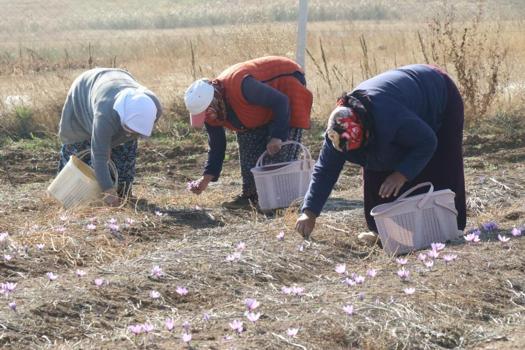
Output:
[370, 182, 460, 255]
[251, 141, 314, 211]
[47, 149, 118, 210]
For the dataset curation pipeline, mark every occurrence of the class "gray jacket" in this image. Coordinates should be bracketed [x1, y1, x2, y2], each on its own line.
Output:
[58, 68, 162, 190]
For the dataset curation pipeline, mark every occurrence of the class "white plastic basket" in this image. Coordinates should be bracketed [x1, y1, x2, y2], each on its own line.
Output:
[47, 150, 118, 209]
[370, 182, 460, 255]
[251, 141, 314, 211]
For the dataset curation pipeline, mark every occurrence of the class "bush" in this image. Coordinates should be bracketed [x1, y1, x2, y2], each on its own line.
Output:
[418, 1, 509, 126]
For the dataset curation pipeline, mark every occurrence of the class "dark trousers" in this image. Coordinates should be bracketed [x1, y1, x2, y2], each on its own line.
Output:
[363, 72, 466, 232]
[237, 127, 303, 198]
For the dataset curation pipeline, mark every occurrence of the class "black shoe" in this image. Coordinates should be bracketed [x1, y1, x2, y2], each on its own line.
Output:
[221, 194, 258, 210]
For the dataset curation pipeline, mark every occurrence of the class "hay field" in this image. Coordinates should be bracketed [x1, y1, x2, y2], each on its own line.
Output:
[1, 1, 525, 349]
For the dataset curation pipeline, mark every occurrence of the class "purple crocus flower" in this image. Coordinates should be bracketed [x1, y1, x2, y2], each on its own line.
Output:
[46, 272, 58, 281]
[128, 324, 143, 335]
[417, 253, 427, 261]
[165, 318, 175, 331]
[94, 278, 105, 287]
[276, 231, 285, 241]
[431, 242, 446, 251]
[287, 328, 299, 337]
[425, 260, 434, 268]
[176, 286, 188, 296]
[342, 304, 354, 315]
[482, 221, 498, 231]
[464, 233, 480, 243]
[86, 224, 96, 230]
[427, 249, 440, 259]
[354, 275, 365, 284]
[443, 254, 458, 263]
[511, 227, 522, 237]
[396, 258, 408, 265]
[229, 319, 243, 333]
[151, 265, 164, 278]
[344, 278, 356, 287]
[142, 323, 154, 333]
[366, 269, 377, 277]
[8, 301, 16, 311]
[182, 332, 192, 343]
[335, 264, 346, 274]
[246, 312, 261, 323]
[244, 298, 260, 311]
[404, 287, 415, 295]
[76, 269, 86, 277]
[498, 234, 510, 243]
[397, 268, 410, 280]
[36, 243, 45, 251]
[149, 290, 161, 299]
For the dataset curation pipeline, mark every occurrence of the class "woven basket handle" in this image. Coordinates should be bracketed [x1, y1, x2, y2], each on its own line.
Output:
[255, 141, 312, 168]
[75, 149, 119, 189]
[370, 182, 434, 217]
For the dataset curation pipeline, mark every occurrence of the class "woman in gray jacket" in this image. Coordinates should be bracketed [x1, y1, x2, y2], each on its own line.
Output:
[58, 68, 162, 206]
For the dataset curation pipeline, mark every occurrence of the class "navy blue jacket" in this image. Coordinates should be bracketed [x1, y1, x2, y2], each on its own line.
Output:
[303, 64, 448, 216]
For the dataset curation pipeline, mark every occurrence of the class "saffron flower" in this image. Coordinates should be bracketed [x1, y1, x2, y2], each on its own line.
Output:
[165, 318, 174, 331]
[229, 319, 243, 333]
[397, 268, 410, 280]
[276, 231, 285, 241]
[244, 298, 260, 311]
[443, 254, 458, 263]
[142, 323, 154, 333]
[4, 255, 12, 261]
[344, 278, 356, 287]
[424, 260, 434, 268]
[36, 243, 45, 251]
[482, 221, 498, 231]
[182, 332, 192, 343]
[1, 282, 16, 295]
[203, 313, 211, 321]
[0, 232, 8, 241]
[151, 265, 164, 278]
[149, 290, 161, 299]
[155, 211, 164, 217]
[511, 227, 522, 237]
[182, 321, 190, 332]
[226, 252, 241, 262]
[108, 218, 117, 225]
[404, 287, 416, 295]
[86, 224, 96, 230]
[367, 269, 377, 277]
[427, 250, 440, 259]
[176, 286, 188, 296]
[353, 275, 365, 284]
[46, 272, 58, 281]
[187, 180, 199, 191]
[287, 328, 299, 337]
[396, 258, 408, 265]
[55, 226, 66, 233]
[107, 223, 119, 231]
[418, 253, 427, 261]
[281, 286, 304, 296]
[8, 301, 16, 311]
[431, 242, 446, 251]
[498, 234, 510, 243]
[125, 218, 135, 225]
[76, 269, 86, 277]
[464, 233, 480, 243]
[236, 242, 246, 251]
[298, 244, 304, 252]
[94, 278, 105, 287]
[335, 264, 346, 274]
[128, 324, 143, 335]
[342, 304, 354, 315]
[246, 312, 261, 322]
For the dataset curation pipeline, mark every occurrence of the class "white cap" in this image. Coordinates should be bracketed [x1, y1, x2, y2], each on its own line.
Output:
[184, 79, 214, 116]
[114, 88, 158, 137]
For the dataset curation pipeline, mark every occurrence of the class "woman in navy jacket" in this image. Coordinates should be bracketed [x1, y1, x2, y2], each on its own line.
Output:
[295, 64, 466, 243]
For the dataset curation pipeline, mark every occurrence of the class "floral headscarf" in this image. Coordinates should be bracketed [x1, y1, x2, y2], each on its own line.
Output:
[326, 106, 365, 152]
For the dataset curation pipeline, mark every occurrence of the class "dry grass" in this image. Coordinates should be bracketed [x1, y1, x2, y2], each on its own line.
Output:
[1, 1, 525, 349]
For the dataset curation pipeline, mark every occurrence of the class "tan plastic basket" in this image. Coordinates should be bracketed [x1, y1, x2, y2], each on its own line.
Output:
[251, 141, 314, 211]
[47, 150, 118, 209]
[370, 182, 460, 255]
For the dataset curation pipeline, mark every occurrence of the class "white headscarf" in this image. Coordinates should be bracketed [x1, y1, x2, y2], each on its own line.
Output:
[113, 88, 157, 137]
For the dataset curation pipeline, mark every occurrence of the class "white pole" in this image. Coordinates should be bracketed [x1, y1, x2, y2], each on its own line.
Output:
[295, 0, 308, 69]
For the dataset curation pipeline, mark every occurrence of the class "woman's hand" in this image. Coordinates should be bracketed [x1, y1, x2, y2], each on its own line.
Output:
[295, 209, 317, 239]
[266, 138, 283, 155]
[103, 188, 120, 207]
[187, 175, 214, 195]
[379, 171, 408, 198]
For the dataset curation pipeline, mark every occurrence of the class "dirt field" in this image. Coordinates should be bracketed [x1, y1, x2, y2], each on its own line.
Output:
[0, 129, 524, 350]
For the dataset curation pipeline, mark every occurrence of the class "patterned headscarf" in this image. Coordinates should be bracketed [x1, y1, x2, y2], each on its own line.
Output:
[326, 106, 364, 152]
[208, 80, 228, 123]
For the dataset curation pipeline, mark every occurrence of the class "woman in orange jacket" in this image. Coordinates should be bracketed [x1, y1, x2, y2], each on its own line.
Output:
[184, 56, 313, 209]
